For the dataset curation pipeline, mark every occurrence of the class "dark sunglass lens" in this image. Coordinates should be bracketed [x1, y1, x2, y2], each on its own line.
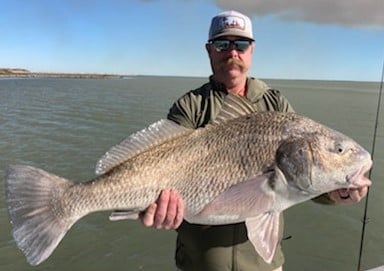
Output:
[211, 40, 251, 52]
[234, 41, 251, 51]
[213, 40, 230, 52]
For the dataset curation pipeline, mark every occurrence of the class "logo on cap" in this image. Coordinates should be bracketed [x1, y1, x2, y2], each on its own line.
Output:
[218, 16, 245, 31]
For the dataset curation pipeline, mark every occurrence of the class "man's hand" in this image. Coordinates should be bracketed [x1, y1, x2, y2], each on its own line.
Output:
[140, 189, 184, 230]
[328, 186, 369, 205]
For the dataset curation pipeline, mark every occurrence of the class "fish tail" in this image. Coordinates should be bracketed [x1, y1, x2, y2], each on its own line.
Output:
[5, 165, 77, 265]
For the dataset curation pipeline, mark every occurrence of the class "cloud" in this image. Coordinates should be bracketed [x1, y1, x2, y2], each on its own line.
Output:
[213, 0, 384, 28]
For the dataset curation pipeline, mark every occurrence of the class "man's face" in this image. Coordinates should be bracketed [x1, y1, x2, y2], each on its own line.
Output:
[206, 36, 254, 80]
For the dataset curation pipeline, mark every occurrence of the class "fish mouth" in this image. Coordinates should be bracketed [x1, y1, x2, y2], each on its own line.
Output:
[346, 160, 372, 188]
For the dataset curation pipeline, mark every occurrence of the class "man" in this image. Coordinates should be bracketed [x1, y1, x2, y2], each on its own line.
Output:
[140, 10, 369, 271]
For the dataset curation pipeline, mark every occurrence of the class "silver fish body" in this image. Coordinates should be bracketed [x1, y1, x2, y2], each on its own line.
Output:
[5, 95, 372, 265]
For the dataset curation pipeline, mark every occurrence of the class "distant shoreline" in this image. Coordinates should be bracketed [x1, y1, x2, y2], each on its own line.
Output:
[0, 68, 127, 79]
[0, 68, 379, 83]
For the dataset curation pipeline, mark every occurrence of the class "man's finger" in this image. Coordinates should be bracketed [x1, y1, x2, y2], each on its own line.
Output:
[141, 203, 157, 227]
[153, 190, 170, 228]
[174, 195, 184, 228]
[162, 189, 183, 229]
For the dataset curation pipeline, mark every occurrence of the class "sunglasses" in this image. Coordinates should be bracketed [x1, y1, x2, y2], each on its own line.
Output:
[210, 39, 252, 52]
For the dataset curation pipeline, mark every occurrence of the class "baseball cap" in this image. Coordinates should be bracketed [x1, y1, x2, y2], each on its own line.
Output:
[208, 10, 254, 41]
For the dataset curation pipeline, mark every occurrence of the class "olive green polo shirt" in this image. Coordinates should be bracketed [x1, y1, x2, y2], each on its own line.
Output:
[168, 77, 294, 129]
[167, 77, 294, 271]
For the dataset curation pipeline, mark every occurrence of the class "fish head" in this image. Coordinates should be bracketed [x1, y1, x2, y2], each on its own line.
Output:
[276, 128, 372, 196]
[308, 129, 372, 193]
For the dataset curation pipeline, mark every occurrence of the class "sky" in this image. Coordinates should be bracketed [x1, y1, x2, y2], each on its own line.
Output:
[0, 0, 383, 81]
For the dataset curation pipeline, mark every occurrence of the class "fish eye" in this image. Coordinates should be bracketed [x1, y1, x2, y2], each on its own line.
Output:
[333, 141, 350, 154]
[336, 144, 344, 153]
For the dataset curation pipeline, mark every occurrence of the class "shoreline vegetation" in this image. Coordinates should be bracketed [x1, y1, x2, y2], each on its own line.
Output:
[0, 68, 127, 79]
[1, 68, 379, 84]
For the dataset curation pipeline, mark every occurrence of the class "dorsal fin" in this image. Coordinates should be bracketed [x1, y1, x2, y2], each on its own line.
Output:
[212, 94, 256, 125]
[95, 119, 192, 175]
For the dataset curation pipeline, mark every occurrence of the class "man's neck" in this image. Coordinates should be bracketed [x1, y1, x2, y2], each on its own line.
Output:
[212, 75, 248, 96]
[227, 85, 247, 96]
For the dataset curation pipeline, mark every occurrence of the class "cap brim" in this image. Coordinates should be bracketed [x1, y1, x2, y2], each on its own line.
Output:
[209, 31, 254, 41]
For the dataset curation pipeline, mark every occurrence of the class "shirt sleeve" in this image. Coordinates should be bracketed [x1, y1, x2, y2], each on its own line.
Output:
[262, 88, 295, 113]
[276, 90, 295, 113]
[167, 92, 201, 129]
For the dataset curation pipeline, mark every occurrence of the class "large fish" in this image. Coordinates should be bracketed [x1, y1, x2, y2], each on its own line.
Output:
[5, 94, 372, 266]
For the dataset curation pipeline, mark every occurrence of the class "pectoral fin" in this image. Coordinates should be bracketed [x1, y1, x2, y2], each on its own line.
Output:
[245, 212, 280, 264]
[197, 173, 275, 218]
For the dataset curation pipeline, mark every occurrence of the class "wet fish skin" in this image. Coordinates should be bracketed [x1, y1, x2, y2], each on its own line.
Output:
[5, 95, 372, 266]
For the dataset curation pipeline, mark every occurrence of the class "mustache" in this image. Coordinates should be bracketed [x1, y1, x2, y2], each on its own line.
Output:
[218, 58, 247, 70]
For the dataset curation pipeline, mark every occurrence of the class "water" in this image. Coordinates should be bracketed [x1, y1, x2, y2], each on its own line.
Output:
[0, 77, 383, 270]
